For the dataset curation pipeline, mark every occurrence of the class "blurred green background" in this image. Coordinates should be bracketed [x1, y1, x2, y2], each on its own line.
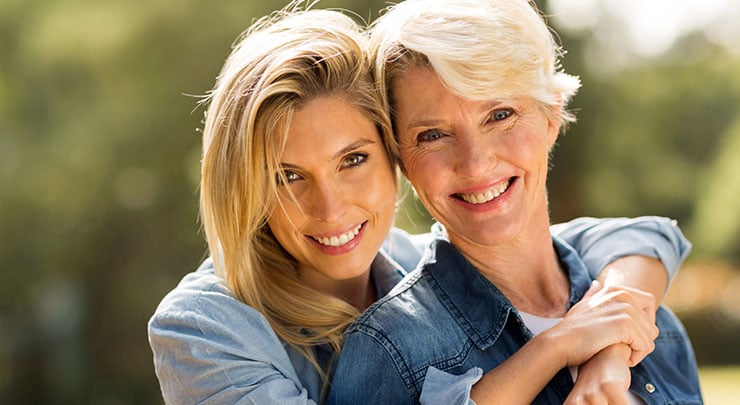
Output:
[1, 0, 738, 403]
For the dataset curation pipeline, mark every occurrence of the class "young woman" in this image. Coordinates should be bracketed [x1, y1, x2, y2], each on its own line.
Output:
[149, 2, 692, 403]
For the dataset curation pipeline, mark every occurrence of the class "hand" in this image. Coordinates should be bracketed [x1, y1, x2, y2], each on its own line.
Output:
[565, 344, 631, 405]
[585, 282, 659, 365]
[601, 284, 657, 331]
[545, 281, 658, 368]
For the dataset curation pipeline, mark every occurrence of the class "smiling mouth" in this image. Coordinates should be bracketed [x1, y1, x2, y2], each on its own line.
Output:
[310, 223, 364, 247]
[455, 178, 513, 204]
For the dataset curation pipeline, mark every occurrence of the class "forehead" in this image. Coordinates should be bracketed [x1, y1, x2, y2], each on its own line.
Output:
[391, 67, 481, 122]
[391, 65, 441, 100]
[280, 96, 380, 161]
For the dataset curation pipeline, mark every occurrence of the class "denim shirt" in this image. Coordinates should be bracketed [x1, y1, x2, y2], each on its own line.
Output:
[148, 217, 690, 404]
[328, 230, 702, 405]
[148, 228, 421, 404]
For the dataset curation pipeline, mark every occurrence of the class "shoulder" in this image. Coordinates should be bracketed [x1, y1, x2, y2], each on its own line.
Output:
[336, 264, 472, 402]
[153, 259, 240, 315]
[148, 259, 310, 403]
[148, 258, 283, 360]
[345, 262, 468, 368]
[351, 237, 465, 338]
[350, 268, 432, 334]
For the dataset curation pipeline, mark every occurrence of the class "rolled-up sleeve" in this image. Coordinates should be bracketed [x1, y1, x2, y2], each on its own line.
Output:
[419, 366, 483, 405]
[551, 216, 691, 284]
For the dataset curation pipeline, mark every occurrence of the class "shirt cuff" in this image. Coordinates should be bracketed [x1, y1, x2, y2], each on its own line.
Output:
[420, 366, 483, 405]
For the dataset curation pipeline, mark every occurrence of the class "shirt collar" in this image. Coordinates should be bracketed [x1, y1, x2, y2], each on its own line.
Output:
[372, 249, 407, 298]
[423, 226, 593, 350]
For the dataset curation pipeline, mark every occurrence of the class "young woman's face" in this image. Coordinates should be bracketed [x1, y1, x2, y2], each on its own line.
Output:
[392, 66, 559, 248]
[267, 96, 397, 293]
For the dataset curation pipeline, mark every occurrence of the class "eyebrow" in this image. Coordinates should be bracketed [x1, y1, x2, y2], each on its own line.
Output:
[332, 138, 375, 160]
[279, 138, 377, 169]
[478, 100, 504, 114]
[405, 100, 504, 130]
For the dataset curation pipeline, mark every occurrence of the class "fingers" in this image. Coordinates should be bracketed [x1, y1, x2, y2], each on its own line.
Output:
[599, 297, 655, 365]
[599, 284, 658, 326]
[588, 286, 658, 365]
[589, 286, 658, 339]
[560, 285, 658, 366]
[583, 280, 603, 300]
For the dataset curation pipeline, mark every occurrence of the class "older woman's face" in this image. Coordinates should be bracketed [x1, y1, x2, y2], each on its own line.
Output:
[393, 66, 559, 248]
[268, 96, 396, 292]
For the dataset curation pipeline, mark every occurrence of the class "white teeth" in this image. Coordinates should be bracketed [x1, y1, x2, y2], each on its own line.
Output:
[315, 224, 362, 247]
[459, 180, 510, 204]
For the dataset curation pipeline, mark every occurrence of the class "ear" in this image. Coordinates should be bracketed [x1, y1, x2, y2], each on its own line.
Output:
[545, 97, 563, 148]
[546, 115, 561, 149]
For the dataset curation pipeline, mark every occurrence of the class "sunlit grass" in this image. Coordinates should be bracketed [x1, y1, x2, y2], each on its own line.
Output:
[699, 366, 740, 404]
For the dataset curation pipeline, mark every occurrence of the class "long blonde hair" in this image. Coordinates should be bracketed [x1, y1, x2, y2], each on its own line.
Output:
[198, 2, 395, 379]
[369, 0, 582, 128]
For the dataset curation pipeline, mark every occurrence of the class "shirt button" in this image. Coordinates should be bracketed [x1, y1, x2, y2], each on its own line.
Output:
[645, 383, 656, 393]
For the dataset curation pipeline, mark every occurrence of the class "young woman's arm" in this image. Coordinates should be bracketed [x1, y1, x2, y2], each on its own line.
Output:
[554, 216, 691, 404]
[552, 216, 690, 294]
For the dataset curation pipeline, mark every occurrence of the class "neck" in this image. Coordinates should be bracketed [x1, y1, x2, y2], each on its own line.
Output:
[450, 215, 570, 317]
[300, 267, 376, 312]
[341, 276, 377, 312]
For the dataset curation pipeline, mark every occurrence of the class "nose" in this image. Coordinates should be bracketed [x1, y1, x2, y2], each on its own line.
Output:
[454, 130, 497, 178]
[305, 179, 351, 223]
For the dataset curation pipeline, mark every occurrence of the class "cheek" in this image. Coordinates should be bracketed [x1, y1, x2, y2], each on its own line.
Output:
[267, 203, 301, 243]
[400, 148, 444, 195]
[365, 164, 398, 210]
[400, 148, 426, 182]
[502, 126, 550, 167]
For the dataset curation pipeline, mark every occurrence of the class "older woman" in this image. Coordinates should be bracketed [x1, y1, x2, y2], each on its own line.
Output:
[149, 2, 693, 404]
[329, 0, 702, 404]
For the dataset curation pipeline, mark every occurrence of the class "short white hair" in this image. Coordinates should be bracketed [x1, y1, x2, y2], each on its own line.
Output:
[370, 0, 582, 125]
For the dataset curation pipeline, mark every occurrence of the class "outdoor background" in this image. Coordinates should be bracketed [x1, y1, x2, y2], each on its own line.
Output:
[1, 0, 738, 403]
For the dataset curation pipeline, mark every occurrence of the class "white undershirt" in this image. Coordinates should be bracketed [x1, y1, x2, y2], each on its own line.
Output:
[519, 311, 646, 405]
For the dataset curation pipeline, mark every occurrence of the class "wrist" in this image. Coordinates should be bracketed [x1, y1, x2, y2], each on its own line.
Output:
[599, 344, 631, 365]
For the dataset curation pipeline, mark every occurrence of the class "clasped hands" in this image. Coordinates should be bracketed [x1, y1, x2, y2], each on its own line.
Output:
[553, 280, 659, 405]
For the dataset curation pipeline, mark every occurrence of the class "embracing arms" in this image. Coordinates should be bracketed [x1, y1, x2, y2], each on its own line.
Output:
[329, 216, 690, 404]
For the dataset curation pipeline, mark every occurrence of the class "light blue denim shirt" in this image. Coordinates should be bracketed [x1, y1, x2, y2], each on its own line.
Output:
[148, 217, 690, 404]
[328, 224, 701, 405]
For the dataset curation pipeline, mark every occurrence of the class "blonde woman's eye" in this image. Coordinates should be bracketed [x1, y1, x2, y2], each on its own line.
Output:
[491, 108, 513, 121]
[342, 153, 368, 169]
[277, 170, 301, 185]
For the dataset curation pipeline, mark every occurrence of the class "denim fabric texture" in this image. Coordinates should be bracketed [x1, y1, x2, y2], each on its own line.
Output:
[149, 218, 691, 404]
[148, 228, 419, 404]
[328, 228, 701, 405]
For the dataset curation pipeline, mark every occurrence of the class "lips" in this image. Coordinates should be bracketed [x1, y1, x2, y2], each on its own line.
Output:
[310, 223, 364, 247]
[455, 178, 513, 204]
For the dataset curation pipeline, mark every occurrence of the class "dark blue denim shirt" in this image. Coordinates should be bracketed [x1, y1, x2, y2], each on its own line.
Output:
[329, 231, 702, 404]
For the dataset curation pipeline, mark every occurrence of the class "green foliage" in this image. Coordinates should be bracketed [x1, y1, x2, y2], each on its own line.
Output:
[548, 50, 740, 262]
[1, 0, 738, 402]
[689, 118, 740, 259]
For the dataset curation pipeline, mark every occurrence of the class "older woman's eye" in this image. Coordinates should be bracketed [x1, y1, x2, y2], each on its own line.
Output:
[417, 129, 444, 143]
[491, 108, 513, 121]
[341, 153, 368, 169]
